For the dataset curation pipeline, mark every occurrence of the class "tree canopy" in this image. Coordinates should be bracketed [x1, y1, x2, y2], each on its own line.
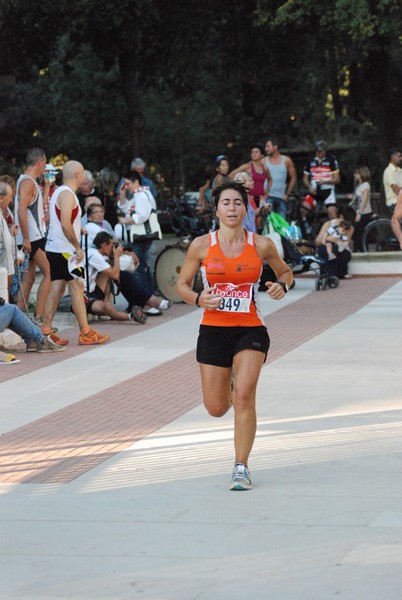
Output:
[0, 0, 401, 193]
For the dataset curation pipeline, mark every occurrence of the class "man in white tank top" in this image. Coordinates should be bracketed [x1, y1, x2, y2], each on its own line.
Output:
[14, 147, 51, 323]
[264, 137, 297, 219]
[41, 161, 109, 346]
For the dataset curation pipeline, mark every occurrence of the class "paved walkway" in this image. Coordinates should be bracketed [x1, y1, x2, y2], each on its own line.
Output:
[0, 276, 401, 599]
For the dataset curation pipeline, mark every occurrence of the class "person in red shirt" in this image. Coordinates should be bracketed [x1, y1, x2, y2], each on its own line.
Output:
[230, 144, 272, 209]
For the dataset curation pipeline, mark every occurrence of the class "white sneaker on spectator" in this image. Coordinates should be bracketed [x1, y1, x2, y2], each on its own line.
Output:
[159, 299, 173, 310]
[144, 307, 162, 316]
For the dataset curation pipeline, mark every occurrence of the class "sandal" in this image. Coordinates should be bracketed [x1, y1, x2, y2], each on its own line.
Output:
[0, 351, 20, 365]
[130, 305, 148, 325]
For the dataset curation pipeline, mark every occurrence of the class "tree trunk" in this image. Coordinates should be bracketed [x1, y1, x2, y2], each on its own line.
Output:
[118, 50, 145, 156]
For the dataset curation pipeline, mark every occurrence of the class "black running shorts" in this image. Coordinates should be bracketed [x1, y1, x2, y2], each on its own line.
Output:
[46, 251, 82, 282]
[196, 325, 270, 368]
[85, 285, 105, 314]
[18, 237, 46, 259]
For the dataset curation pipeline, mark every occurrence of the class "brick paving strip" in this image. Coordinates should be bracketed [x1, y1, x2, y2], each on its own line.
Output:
[0, 278, 397, 484]
[0, 303, 192, 384]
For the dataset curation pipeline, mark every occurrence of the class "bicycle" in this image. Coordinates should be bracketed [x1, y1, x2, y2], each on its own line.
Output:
[361, 216, 399, 252]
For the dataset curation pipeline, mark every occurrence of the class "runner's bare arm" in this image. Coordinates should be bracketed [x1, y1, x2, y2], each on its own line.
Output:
[59, 191, 82, 256]
[228, 163, 250, 178]
[17, 179, 36, 252]
[176, 236, 221, 309]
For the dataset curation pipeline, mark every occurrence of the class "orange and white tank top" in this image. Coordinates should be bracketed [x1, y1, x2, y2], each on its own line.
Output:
[200, 230, 264, 327]
[45, 185, 82, 254]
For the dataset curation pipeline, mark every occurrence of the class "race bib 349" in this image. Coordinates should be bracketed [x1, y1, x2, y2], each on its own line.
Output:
[214, 283, 253, 313]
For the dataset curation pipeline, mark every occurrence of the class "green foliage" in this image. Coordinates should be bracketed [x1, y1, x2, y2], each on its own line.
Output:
[1, 36, 128, 170]
[0, 0, 401, 190]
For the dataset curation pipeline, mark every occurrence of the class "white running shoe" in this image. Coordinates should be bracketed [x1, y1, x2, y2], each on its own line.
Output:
[230, 463, 252, 491]
[159, 299, 173, 310]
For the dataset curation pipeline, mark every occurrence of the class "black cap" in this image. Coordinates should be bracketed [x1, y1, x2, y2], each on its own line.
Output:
[314, 140, 327, 152]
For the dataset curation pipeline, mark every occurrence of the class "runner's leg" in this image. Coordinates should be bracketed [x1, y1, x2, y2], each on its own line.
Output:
[32, 248, 51, 319]
[232, 349, 265, 465]
[42, 279, 66, 331]
[199, 363, 232, 417]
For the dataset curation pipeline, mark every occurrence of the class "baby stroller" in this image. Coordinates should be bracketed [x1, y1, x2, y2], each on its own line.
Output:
[259, 211, 340, 291]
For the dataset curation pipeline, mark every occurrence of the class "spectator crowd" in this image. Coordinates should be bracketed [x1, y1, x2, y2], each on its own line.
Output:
[0, 148, 172, 364]
[1, 142, 401, 365]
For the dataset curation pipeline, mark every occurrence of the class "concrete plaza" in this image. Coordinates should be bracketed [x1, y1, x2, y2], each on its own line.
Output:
[0, 276, 401, 599]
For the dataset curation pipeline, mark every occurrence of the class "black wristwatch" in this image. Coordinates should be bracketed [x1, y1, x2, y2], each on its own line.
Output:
[278, 281, 289, 294]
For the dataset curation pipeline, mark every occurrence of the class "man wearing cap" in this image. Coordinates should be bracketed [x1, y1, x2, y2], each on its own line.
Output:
[303, 140, 340, 219]
[383, 148, 402, 211]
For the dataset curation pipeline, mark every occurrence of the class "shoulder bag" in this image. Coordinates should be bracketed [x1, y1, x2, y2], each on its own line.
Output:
[129, 191, 162, 242]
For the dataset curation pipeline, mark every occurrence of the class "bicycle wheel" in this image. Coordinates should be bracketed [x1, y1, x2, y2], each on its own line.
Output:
[361, 218, 398, 252]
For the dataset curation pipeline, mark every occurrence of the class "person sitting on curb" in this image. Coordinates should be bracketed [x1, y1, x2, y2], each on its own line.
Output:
[85, 233, 147, 324]
[89, 232, 172, 317]
[325, 219, 352, 260]
[0, 300, 65, 354]
[315, 205, 355, 279]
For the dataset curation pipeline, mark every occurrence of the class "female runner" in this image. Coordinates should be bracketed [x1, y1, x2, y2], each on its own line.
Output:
[176, 182, 293, 490]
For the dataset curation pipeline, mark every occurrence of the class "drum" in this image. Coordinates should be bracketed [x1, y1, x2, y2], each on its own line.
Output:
[154, 244, 202, 303]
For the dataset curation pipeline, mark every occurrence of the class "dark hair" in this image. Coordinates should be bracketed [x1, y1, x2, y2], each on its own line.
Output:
[265, 136, 279, 148]
[212, 181, 248, 208]
[125, 170, 143, 185]
[250, 143, 265, 156]
[389, 147, 402, 158]
[93, 231, 112, 248]
[338, 204, 356, 223]
[203, 164, 215, 180]
[338, 219, 352, 230]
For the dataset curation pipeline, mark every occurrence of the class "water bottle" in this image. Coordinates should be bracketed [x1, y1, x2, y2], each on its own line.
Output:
[290, 221, 301, 241]
[21, 252, 30, 272]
